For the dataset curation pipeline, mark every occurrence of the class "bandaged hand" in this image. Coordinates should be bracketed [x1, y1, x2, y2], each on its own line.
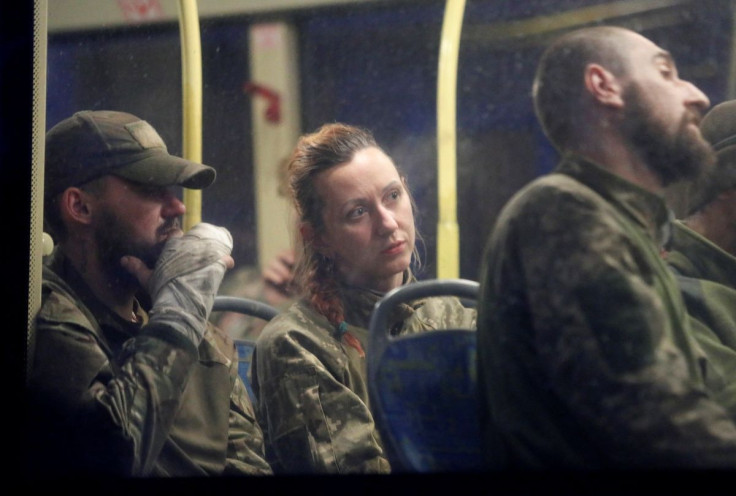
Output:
[146, 223, 233, 345]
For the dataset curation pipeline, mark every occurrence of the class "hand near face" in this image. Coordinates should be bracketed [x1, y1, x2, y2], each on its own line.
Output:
[121, 252, 236, 291]
[119, 227, 184, 290]
[133, 223, 235, 344]
[261, 248, 296, 306]
[262, 249, 295, 290]
[120, 254, 156, 290]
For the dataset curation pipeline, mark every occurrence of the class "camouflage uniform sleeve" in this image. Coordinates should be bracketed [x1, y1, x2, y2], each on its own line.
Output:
[427, 297, 477, 329]
[688, 314, 736, 420]
[677, 276, 736, 421]
[28, 291, 199, 476]
[508, 183, 736, 467]
[253, 315, 389, 474]
[404, 296, 477, 334]
[222, 348, 273, 475]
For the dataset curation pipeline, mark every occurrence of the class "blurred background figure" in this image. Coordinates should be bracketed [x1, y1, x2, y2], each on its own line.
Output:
[212, 248, 297, 340]
[664, 98, 736, 417]
[211, 157, 297, 340]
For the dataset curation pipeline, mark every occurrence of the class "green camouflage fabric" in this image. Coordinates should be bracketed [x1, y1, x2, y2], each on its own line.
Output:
[478, 155, 736, 469]
[664, 220, 736, 418]
[252, 278, 476, 474]
[27, 248, 273, 477]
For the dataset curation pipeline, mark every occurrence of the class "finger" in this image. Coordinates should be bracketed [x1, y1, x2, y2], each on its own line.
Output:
[268, 261, 289, 277]
[264, 264, 290, 284]
[278, 249, 296, 267]
[120, 255, 154, 288]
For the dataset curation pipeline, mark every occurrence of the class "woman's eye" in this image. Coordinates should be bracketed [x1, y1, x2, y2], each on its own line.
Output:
[348, 206, 366, 219]
[387, 189, 400, 202]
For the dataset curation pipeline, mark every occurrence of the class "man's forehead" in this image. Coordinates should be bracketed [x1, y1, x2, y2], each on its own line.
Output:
[618, 31, 675, 67]
[625, 31, 669, 57]
[653, 51, 675, 67]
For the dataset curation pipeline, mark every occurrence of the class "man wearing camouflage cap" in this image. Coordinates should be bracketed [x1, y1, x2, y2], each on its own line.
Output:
[664, 99, 736, 419]
[26, 110, 272, 477]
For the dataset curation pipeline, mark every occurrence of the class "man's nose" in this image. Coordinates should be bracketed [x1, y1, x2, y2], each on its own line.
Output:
[162, 191, 186, 217]
[684, 80, 710, 112]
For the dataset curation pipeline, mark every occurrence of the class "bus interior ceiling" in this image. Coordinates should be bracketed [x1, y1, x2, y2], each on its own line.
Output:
[44, 0, 734, 280]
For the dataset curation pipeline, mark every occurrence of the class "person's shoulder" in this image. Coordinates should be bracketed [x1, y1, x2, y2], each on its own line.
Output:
[415, 295, 465, 312]
[501, 172, 597, 214]
[258, 300, 327, 342]
[414, 296, 477, 328]
[494, 173, 602, 236]
[37, 273, 97, 333]
[257, 299, 332, 346]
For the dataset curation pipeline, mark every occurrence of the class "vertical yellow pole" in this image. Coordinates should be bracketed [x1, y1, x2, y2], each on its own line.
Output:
[436, 0, 465, 279]
[178, 0, 203, 231]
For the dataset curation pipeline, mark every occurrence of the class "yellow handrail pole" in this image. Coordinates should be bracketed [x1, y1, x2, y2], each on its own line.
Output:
[436, 0, 465, 279]
[177, 0, 203, 231]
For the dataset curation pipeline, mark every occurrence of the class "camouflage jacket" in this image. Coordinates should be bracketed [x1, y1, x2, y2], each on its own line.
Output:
[664, 220, 736, 417]
[478, 155, 736, 469]
[26, 248, 272, 477]
[252, 280, 476, 474]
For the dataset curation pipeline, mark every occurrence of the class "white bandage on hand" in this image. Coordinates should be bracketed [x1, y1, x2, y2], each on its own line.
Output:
[147, 223, 233, 345]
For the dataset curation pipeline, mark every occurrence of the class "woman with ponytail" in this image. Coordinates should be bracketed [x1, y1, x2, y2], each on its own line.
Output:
[251, 123, 476, 474]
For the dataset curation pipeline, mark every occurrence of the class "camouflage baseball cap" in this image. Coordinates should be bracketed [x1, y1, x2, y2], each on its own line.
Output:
[687, 100, 736, 214]
[45, 110, 216, 198]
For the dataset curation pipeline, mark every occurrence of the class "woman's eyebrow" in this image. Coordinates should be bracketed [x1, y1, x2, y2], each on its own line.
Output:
[382, 179, 401, 194]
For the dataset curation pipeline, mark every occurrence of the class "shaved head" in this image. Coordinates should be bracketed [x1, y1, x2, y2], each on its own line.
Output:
[533, 26, 637, 150]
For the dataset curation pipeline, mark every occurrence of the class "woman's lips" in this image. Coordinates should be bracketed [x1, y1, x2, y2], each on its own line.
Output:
[381, 240, 405, 255]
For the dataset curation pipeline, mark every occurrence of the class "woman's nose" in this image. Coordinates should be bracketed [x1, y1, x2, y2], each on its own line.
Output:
[376, 205, 399, 235]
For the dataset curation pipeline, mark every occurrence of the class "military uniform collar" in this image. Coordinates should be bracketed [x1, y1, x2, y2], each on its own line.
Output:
[667, 220, 736, 287]
[557, 154, 674, 247]
[338, 270, 418, 330]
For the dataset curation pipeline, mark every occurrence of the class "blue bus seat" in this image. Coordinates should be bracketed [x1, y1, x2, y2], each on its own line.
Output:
[212, 296, 279, 404]
[367, 278, 484, 473]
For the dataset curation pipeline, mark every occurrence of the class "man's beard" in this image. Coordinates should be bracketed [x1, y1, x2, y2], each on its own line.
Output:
[623, 82, 716, 187]
[94, 208, 172, 289]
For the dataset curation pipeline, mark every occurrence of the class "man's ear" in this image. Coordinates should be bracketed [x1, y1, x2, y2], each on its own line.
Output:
[584, 63, 624, 109]
[300, 221, 332, 257]
[59, 187, 94, 226]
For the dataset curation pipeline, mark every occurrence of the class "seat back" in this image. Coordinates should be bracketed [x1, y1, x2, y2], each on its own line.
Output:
[212, 296, 279, 404]
[367, 278, 483, 473]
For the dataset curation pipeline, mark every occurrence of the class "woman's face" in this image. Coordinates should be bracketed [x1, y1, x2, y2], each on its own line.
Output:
[313, 146, 415, 293]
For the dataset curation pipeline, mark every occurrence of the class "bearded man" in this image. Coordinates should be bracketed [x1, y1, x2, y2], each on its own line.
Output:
[477, 26, 736, 469]
[27, 110, 272, 477]
[663, 99, 736, 420]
